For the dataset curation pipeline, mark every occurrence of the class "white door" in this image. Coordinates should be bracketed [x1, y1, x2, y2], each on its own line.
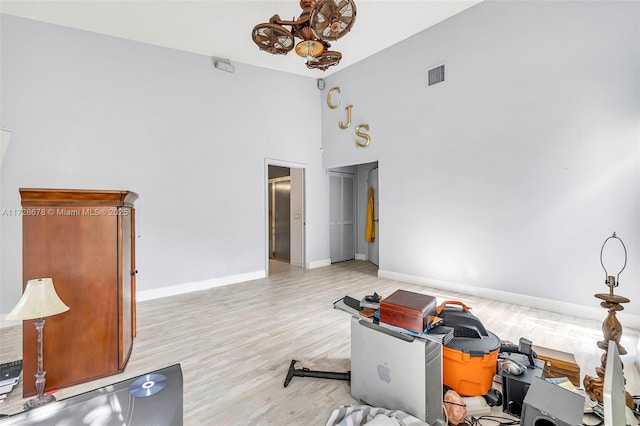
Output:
[329, 171, 356, 263]
[367, 168, 379, 266]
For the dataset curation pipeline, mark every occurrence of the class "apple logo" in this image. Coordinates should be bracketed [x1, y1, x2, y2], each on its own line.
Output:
[377, 362, 391, 384]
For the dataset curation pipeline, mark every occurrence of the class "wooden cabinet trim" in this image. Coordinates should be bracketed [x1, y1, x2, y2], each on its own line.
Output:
[20, 188, 138, 208]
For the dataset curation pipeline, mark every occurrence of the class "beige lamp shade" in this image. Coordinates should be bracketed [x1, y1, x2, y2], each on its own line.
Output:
[5, 278, 70, 320]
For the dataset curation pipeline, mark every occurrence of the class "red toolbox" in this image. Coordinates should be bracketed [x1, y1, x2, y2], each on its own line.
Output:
[379, 289, 437, 333]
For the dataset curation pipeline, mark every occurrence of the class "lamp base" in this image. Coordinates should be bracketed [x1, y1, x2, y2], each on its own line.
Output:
[24, 393, 56, 410]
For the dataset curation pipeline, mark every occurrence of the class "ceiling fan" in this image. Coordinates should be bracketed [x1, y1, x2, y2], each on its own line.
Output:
[251, 0, 357, 71]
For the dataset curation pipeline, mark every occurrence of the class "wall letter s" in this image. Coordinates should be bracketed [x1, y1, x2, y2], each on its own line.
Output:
[355, 124, 371, 147]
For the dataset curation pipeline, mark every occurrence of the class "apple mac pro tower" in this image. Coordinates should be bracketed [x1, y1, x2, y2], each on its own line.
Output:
[350, 317, 445, 426]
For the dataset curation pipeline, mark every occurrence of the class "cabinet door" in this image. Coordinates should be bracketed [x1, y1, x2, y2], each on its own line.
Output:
[22, 211, 119, 396]
[118, 207, 133, 369]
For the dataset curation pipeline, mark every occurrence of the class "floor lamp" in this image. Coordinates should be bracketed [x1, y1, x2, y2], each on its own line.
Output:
[5, 278, 70, 410]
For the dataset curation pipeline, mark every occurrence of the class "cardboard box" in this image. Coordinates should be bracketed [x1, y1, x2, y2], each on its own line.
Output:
[532, 345, 581, 387]
[379, 290, 437, 333]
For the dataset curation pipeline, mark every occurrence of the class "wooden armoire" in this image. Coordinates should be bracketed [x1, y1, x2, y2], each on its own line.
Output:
[19, 188, 138, 397]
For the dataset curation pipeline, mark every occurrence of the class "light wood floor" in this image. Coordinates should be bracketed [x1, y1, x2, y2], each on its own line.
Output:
[1, 260, 638, 424]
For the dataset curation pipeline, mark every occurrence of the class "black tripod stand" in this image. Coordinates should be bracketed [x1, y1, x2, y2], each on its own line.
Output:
[283, 359, 351, 387]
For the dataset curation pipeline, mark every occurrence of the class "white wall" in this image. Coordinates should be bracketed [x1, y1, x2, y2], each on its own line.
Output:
[0, 15, 330, 314]
[2, 2, 639, 328]
[321, 1, 640, 320]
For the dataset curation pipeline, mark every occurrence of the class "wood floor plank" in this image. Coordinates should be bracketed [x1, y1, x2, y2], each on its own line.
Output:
[0, 260, 638, 425]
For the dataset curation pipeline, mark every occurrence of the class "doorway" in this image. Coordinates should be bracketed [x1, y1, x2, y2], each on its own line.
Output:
[266, 163, 305, 275]
[328, 161, 379, 267]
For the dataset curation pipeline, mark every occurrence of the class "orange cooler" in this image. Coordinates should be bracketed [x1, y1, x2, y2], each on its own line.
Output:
[436, 300, 502, 396]
[442, 330, 501, 396]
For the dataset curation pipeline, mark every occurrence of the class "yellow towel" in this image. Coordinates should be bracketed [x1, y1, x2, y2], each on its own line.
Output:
[365, 186, 375, 242]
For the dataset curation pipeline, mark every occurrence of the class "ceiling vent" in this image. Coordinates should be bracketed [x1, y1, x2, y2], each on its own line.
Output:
[428, 64, 445, 86]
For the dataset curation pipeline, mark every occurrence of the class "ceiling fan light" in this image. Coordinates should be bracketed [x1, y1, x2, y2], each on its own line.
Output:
[295, 40, 324, 58]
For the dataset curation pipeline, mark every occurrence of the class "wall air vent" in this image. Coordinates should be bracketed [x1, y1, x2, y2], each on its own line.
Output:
[428, 64, 445, 86]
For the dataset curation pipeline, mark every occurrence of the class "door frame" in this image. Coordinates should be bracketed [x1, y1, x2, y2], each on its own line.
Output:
[264, 159, 306, 275]
[329, 162, 379, 266]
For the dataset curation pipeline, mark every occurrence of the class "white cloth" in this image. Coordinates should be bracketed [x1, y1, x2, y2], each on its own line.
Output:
[326, 405, 431, 426]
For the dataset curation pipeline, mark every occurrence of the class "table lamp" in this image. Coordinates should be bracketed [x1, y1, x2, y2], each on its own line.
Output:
[5, 277, 69, 410]
[583, 232, 635, 409]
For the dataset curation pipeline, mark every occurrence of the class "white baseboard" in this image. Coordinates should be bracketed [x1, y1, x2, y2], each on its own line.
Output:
[379, 268, 640, 369]
[377, 269, 640, 330]
[0, 269, 268, 328]
[136, 270, 265, 302]
[139, 259, 334, 302]
[308, 258, 331, 269]
[0, 262, 333, 329]
[355, 253, 367, 260]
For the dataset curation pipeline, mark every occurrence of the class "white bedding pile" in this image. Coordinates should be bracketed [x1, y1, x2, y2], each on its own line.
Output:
[325, 405, 430, 426]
